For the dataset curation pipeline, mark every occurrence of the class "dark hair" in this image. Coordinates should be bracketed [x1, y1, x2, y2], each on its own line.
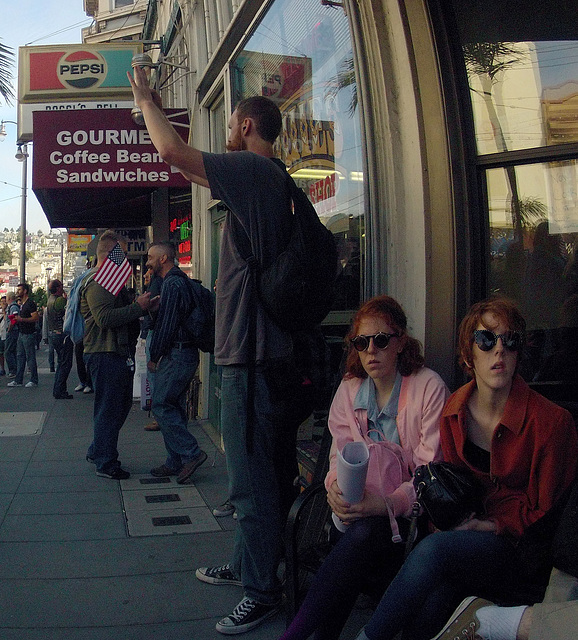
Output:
[17, 282, 30, 294]
[458, 295, 526, 377]
[48, 279, 62, 295]
[235, 96, 282, 144]
[344, 295, 424, 379]
[150, 241, 176, 263]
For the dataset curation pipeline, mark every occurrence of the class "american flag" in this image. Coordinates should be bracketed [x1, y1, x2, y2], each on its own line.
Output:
[94, 243, 132, 296]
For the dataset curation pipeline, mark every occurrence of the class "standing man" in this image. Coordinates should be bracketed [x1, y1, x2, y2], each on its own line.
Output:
[4, 291, 20, 378]
[81, 230, 155, 480]
[8, 283, 39, 388]
[146, 242, 207, 483]
[46, 279, 74, 399]
[129, 70, 303, 633]
[141, 267, 162, 431]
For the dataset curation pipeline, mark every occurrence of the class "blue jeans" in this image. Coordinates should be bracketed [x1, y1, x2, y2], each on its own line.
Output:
[16, 333, 38, 384]
[221, 364, 293, 605]
[85, 352, 134, 473]
[145, 330, 155, 397]
[364, 530, 520, 640]
[51, 333, 74, 397]
[48, 333, 55, 369]
[151, 346, 200, 470]
[5, 328, 18, 375]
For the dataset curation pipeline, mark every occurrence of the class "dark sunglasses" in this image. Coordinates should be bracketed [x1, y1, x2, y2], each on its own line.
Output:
[351, 332, 398, 352]
[473, 329, 522, 352]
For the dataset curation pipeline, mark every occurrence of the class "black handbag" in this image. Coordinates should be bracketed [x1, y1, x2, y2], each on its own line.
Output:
[413, 461, 484, 531]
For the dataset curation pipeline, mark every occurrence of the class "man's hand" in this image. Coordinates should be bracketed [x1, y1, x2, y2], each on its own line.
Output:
[149, 295, 160, 313]
[147, 360, 158, 373]
[136, 291, 152, 310]
[127, 65, 159, 109]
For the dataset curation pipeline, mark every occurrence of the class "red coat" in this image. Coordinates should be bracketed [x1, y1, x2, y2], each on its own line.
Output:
[441, 375, 577, 539]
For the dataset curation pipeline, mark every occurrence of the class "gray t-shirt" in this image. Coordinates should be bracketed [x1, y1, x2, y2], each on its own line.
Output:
[202, 150, 294, 365]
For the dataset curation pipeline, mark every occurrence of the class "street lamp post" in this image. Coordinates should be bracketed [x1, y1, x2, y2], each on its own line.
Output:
[0, 121, 29, 283]
[16, 144, 29, 283]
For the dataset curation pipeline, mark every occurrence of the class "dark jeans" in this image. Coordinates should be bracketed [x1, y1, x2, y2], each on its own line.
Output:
[221, 363, 313, 605]
[151, 346, 201, 470]
[75, 341, 91, 387]
[16, 333, 38, 384]
[5, 328, 18, 375]
[85, 352, 134, 473]
[48, 333, 55, 369]
[281, 516, 406, 640]
[51, 333, 74, 397]
[364, 530, 518, 640]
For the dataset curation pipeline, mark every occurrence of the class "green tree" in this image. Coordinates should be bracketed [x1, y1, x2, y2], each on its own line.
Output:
[0, 245, 11, 265]
[0, 38, 14, 104]
[32, 287, 47, 309]
[462, 42, 527, 238]
[25, 250, 34, 260]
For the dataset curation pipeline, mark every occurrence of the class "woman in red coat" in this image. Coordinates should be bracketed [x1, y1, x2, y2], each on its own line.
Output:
[352, 296, 577, 640]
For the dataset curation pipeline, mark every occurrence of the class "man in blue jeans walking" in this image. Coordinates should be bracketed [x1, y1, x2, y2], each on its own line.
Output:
[146, 241, 207, 484]
[8, 283, 38, 388]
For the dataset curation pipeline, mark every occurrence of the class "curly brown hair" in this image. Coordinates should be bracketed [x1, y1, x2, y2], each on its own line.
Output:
[344, 295, 424, 379]
[458, 295, 526, 378]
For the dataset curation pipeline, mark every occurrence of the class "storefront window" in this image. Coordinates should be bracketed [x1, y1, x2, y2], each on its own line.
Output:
[451, 1, 578, 387]
[465, 41, 578, 155]
[230, 0, 365, 312]
[487, 162, 578, 381]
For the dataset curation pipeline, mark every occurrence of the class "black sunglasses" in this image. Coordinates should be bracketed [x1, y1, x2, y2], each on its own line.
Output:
[473, 329, 522, 352]
[351, 332, 398, 352]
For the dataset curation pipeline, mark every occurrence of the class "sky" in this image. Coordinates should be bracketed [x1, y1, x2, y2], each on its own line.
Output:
[0, 2, 92, 233]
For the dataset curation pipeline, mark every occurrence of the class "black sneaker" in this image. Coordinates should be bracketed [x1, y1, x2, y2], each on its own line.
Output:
[96, 467, 130, 480]
[215, 597, 280, 635]
[195, 563, 242, 586]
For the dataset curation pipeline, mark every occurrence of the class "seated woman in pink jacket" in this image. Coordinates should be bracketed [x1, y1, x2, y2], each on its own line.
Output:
[279, 295, 449, 640]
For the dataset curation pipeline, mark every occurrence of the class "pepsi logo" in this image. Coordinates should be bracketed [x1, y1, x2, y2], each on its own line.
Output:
[57, 50, 107, 90]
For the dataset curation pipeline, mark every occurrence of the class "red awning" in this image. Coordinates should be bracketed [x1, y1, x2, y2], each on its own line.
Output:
[32, 107, 190, 228]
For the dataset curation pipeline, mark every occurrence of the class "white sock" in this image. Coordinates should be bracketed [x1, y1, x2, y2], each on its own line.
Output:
[476, 605, 528, 640]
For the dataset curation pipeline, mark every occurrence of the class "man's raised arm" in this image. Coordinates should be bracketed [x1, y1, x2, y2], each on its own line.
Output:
[127, 66, 209, 188]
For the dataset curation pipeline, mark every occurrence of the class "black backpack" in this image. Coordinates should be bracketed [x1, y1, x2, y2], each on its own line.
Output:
[232, 166, 339, 331]
[183, 277, 216, 353]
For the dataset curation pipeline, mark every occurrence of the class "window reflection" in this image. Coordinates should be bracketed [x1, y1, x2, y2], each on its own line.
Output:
[230, 0, 364, 312]
[488, 161, 578, 381]
[465, 41, 578, 154]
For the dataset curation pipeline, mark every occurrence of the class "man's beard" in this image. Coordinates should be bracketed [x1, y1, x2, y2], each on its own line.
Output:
[226, 130, 246, 152]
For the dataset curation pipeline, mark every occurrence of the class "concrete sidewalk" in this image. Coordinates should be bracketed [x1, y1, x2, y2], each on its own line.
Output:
[0, 345, 286, 639]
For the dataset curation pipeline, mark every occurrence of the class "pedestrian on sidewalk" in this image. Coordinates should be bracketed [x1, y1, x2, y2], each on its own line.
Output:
[146, 242, 207, 483]
[81, 230, 157, 480]
[130, 67, 309, 635]
[141, 267, 161, 431]
[0, 296, 8, 376]
[46, 279, 74, 399]
[4, 291, 20, 377]
[8, 283, 39, 388]
[73, 340, 92, 393]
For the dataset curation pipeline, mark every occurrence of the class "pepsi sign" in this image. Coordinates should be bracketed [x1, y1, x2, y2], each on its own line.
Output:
[19, 43, 142, 103]
[57, 50, 107, 90]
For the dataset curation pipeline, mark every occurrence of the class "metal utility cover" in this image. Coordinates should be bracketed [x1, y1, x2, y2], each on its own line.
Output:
[0, 412, 46, 437]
